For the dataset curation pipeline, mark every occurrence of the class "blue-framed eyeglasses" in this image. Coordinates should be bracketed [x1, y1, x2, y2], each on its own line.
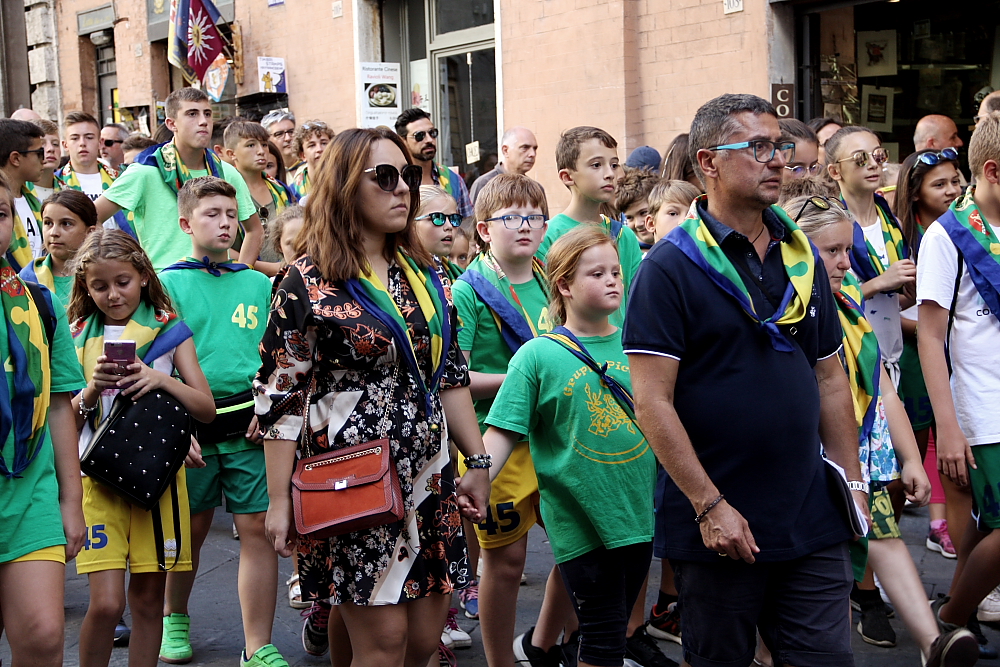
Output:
[707, 140, 795, 164]
[486, 214, 547, 229]
[416, 212, 463, 227]
[917, 147, 959, 167]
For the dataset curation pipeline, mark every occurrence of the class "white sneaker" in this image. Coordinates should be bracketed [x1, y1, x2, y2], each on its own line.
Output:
[444, 608, 472, 649]
[979, 585, 1000, 622]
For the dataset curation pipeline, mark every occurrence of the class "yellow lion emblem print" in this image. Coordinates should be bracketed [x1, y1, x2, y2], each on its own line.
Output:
[584, 382, 635, 437]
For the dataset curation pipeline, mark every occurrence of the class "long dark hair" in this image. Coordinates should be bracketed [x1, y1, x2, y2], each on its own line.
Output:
[42, 190, 98, 228]
[894, 149, 961, 261]
[295, 127, 431, 282]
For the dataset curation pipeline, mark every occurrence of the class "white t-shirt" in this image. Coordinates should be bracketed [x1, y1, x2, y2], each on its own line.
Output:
[33, 184, 54, 202]
[860, 221, 903, 375]
[14, 195, 43, 259]
[917, 221, 1000, 445]
[78, 324, 178, 459]
[74, 171, 105, 201]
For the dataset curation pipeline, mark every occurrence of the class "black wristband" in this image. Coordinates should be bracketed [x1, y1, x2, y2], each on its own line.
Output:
[694, 494, 724, 524]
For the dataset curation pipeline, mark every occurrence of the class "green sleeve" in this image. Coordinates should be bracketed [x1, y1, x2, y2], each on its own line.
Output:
[221, 162, 256, 222]
[452, 280, 480, 351]
[536, 229, 554, 263]
[49, 298, 86, 393]
[102, 164, 151, 215]
[618, 226, 643, 282]
[484, 348, 539, 437]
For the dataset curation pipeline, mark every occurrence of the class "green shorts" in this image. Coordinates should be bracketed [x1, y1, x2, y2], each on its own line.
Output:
[868, 484, 901, 540]
[897, 337, 933, 430]
[969, 443, 1000, 531]
[186, 446, 268, 515]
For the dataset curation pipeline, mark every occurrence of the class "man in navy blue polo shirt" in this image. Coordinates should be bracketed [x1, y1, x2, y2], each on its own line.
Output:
[623, 94, 868, 667]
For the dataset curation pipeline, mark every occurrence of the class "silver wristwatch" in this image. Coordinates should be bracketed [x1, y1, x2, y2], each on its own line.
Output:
[846, 480, 869, 494]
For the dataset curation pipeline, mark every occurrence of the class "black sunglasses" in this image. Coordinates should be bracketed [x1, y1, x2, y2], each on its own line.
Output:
[793, 195, 846, 223]
[364, 164, 422, 192]
[103, 139, 124, 148]
[19, 148, 45, 160]
[416, 212, 463, 227]
[411, 129, 439, 142]
[258, 206, 269, 221]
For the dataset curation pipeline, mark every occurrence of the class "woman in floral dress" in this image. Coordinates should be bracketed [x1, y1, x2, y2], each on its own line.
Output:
[255, 127, 491, 667]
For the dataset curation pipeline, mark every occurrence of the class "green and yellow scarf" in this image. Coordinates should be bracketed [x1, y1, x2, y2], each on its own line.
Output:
[71, 301, 193, 429]
[0, 259, 52, 478]
[343, 251, 452, 424]
[666, 196, 816, 352]
[20, 255, 55, 293]
[836, 272, 881, 446]
[459, 251, 547, 353]
[264, 174, 295, 209]
[290, 167, 309, 200]
[7, 186, 41, 272]
[54, 161, 118, 192]
[137, 141, 225, 195]
[845, 193, 908, 283]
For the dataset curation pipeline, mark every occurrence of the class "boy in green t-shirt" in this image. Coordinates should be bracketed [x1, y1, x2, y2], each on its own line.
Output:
[94, 88, 264, 272]
[536, 126, 643, 327]
[452, 173, 550, 663]
[156, 177, 284, 667]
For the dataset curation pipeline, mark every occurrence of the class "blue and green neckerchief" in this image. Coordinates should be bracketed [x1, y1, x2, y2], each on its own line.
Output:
[439, 257, 463, 282]
[161, 256, 251, 277]
[666, 195, 817, 353]
[938, 187, 1000, 326]
[7, 185, 42, 272]
[836, 272, 881, 447]
[72, 301, 193, 430]
[0, 259, 52, 478]
[137, 142, 224, 195]
[541, 326, 635, 420]
[458, 251, 547, 355]
[845, 192, 908, 284]
[343, 251, 451, 423]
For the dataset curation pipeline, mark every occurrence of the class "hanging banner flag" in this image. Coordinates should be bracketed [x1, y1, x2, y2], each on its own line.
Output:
[167, 0, 196, 80]
[167, 0, 225, 83]
[205, 52, 230, 101]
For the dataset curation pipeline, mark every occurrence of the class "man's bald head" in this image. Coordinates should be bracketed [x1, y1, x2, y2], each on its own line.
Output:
[500, 126, 538, 174]
[979, 92, 1000, 125]
[914, 114, 963, 151]
[10, 108, 41, 122]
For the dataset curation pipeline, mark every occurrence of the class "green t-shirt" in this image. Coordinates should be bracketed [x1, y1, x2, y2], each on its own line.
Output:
[104, 161, 256, 271]
[0, 300, 86, 561]
[452, 269, 551, 433]
[536, 214, 643, 328]
[53, 275, 73, 310]
[160, 267, 272, 455]
[485, 329, 655, 563]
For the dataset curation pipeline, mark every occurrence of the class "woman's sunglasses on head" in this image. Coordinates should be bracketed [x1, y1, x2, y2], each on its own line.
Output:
[917, 147, 959, 167]
[793, 195, 847, 223]
[416, 212, 463, 227]
[364, 164, 423, 192]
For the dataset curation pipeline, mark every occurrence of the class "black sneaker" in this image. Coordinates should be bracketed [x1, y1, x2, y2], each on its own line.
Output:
[647, 603, 681, 644]
[967, 613, 998, 660]
[514, 627, 561, 667]
[625, 626, 679, 667]
[925, 628, 979, 667]
[561, 630, 580, 667]
[113, 617, 130, 647]
[856, 596, 896, 647]
[301, 601, 331, 657]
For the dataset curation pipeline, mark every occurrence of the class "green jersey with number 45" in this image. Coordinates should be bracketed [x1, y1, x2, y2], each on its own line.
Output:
[160, 268, 271, 452]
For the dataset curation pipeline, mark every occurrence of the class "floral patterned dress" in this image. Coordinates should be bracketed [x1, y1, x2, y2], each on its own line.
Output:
[254, 255, 471, 605]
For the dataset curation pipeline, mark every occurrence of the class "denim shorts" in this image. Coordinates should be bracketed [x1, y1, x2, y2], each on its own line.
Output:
[672, 541, 853, 667]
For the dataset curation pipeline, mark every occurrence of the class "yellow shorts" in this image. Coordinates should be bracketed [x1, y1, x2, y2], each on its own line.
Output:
[76, 469, 193, 574]
[460, 441, 539, 549]
[8, 545, 65, 564]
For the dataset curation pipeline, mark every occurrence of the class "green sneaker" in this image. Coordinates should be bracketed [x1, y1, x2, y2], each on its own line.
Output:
[241, 644, 290, 667]
[159, 613, 193, 664]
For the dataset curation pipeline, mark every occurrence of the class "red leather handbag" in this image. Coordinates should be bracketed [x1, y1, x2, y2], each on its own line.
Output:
[290, 363, 404, 538]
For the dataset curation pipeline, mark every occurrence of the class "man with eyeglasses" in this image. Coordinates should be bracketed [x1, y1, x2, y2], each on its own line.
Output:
[0, 119, 46, 265]
[624, 94, 865, 667]
[101, 123, 130, 172]
[394, 108, 473, 218]
[778, 118, 822, 180]
[469, 126, 541, 206]
[260, 109, 300, 173]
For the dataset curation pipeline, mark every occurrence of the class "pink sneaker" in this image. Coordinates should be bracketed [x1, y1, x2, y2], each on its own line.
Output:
[926, 522, 957, 559]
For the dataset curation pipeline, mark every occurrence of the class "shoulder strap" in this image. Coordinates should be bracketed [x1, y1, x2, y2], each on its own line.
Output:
[457, 270, 534, 354]
[541, 326, 635, 418]
[24, 281, 56, 345]
[946, 247, 963, 377]
[151, 478, 182, 571]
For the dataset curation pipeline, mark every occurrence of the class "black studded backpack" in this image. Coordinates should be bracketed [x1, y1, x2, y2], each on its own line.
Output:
[80, 390, 191, 570]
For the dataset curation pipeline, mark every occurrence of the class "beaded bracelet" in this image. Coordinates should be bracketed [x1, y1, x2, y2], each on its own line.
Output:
[464, 453, 493, 469]
[694, 494, 724, 524]
[78, 397, 98, 418]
